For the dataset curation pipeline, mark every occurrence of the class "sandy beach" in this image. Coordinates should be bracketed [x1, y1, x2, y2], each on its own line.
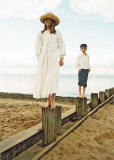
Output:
[1, 93, 114, 160]
[0, 93, 76, 141]
[42, 104, 114, 160]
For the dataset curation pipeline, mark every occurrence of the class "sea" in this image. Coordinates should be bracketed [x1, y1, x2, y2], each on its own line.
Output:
[0, 74, 114, 98]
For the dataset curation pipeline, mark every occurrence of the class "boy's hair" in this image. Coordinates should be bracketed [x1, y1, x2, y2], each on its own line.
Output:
[80, 44, 87, 48]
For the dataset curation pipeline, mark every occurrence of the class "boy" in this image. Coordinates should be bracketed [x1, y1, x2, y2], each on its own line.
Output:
[76, 44, 91, 98]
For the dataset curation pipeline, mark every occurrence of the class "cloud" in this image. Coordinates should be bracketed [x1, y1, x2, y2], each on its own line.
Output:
[70, 0, 114, 21]
[0, 0, 62, 20]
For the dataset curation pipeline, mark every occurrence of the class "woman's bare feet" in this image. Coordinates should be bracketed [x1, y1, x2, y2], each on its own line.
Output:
[44, 103, 51, 108]
[51, 104, 56, 110]
[82, 96, 87, 99]
[51, 93, 56, 110]
[43, 95, 51, 108]
[79, 95, 82, 97]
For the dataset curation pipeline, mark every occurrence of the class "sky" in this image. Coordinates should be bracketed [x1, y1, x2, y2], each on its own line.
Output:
[0, 0, 114, 75]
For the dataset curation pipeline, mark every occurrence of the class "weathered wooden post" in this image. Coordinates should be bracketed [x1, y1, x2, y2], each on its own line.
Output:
[76, 97, 87, 118]
[91, 93, 98, 109]
[109, 88, 113, 96]
[112, 88, 114, 95]
[111, 88, 114, 104]
[105, 89, 110, 99]
[42, 106, 61, 146]
[99, 91, 105, 103]
[111, 88, 113, 95]
[55, 106, 61, 135]
[83, 98, 87, 116]
[112, 95, 114, 104]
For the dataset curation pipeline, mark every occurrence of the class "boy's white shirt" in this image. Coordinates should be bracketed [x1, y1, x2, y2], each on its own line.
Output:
[76, 53, 91, 70]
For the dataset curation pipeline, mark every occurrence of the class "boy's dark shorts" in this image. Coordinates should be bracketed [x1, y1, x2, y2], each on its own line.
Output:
[78, 69, 89, 88]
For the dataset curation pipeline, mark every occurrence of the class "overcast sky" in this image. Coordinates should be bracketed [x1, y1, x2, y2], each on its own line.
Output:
[0, 0, 114, 75]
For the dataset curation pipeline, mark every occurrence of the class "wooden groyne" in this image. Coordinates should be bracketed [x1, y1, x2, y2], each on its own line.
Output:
[0, 87, 114, 160]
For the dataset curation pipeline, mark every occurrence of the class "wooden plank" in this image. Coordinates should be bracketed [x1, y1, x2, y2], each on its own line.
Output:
[0, 123, 42, 160]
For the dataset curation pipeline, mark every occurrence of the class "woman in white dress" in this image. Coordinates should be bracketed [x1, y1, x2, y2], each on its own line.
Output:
[33, 12, 66, 109]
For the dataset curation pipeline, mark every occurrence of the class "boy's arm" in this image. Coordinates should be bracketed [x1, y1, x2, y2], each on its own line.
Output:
[88, 55, 91, 72]
[76, 55, 81, 70]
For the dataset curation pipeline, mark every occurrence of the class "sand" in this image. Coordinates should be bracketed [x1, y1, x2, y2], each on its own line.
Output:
[0, 94, 76, 141]
[42, 104, 114, 160]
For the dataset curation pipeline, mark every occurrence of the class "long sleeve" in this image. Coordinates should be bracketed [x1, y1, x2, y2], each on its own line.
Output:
[76, 55, 81, 70]
[57, 30, 66, 57]
[35, 32, 43, 60]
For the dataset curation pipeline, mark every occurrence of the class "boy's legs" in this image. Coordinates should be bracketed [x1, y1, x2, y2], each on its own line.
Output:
[78, 85, 87, 98]
[82, 87, 86, 98]
[82, 69, 89, 98]
[78, 69, 83, 97]
[78, 85, 82, 97]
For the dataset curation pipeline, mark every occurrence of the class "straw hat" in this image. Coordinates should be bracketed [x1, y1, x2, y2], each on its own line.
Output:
[40, 12, 60, 26]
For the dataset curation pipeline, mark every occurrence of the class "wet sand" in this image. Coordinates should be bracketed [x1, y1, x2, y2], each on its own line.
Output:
[42, 104, 114, 160]
[0, 93, 76, 141]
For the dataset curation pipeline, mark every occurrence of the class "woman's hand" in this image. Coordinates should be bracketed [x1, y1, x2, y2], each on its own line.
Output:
[59, 57, 64, 66]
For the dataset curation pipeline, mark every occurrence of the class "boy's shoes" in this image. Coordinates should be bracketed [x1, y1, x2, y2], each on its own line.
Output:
[83, 96, 87, 99]
[79, 95, 87, 99]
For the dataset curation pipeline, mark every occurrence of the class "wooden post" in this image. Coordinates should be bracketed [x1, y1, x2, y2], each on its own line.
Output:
[112, 88, 114, 95]
[42, 106, 61, 146]
[109, 88, 113, 96]
[76, 97, 87, 118]
[57, 106, 62, 134]
[112, 88, 114, 94]
[99, 91, 105, 103]
[55, 106, 61, 135]
[111, 88, 113, 95]
[83, 98, 87, 116]
[109, 88, 111, 96]
[112, 95, 114, 104]
[91, 93, 98, 109]
[76, 97, 83, 118]
[105, 89, 110, 99]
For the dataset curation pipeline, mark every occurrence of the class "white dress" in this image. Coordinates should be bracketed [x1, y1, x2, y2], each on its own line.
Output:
[33, 29, 66, 99]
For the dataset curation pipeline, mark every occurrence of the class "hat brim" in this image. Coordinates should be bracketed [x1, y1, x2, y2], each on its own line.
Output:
[40, 13, 60, 26]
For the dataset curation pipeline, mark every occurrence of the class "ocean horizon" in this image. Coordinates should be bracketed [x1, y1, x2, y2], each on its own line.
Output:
[0, 73, 114, 98]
